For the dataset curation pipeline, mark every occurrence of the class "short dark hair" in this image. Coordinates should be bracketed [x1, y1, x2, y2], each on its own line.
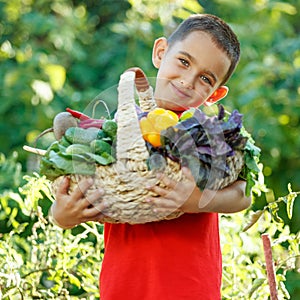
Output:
[167, 14, 240, 85]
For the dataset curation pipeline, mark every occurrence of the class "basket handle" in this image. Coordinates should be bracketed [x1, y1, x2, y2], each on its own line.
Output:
[116, 69, 150, 171]
[125, 67, 157, 112]
[125, 67, 150, 92]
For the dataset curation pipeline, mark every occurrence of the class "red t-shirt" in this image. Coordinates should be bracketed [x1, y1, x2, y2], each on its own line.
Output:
[99, 213, 222, 300]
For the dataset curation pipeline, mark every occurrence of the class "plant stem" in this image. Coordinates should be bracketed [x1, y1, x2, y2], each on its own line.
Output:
[23, 145, 47, 156]
[262, 233, 278, 300]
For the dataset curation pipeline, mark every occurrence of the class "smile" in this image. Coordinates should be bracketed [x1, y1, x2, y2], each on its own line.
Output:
[170, 82, 191, 99]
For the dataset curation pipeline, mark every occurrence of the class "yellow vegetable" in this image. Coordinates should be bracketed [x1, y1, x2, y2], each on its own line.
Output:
[139, 108, 179, 147]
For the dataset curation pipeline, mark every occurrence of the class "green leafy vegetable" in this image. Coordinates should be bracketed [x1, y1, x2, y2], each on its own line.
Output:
[39, 123, 117, 180]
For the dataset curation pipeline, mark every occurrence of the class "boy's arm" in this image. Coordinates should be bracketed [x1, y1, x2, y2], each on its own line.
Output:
[50, 168, 250, 227]
[146, 167, 252, 214]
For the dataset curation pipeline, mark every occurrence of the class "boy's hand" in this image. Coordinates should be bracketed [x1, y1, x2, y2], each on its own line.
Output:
[50, 177, 107, 229]
[146, 167, 203, 214]
[146, 167, 252, 215]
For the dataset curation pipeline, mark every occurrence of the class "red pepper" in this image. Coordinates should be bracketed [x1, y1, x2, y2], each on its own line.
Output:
[66, 107, 90, 121]
[66, 107, 105, 129]
[79, 118, 105, 129]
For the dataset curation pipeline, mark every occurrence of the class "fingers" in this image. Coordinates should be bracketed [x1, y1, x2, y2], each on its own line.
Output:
[145, 168, 198, 214]
[156, 172, 177, 190]
[80, 190, 108, 223]
[56, 176, 70, 198]
[85, 187, 105, 205]
[146, 175, 180, 213]
[54, 176, 107, 223]
[152, 166, 195, 192]
[147, 184, 168, 197]
[145, 195, 180, 216]
[146, 173, 177, 199]
[70, 192, 107, 224]
[72, 178, 95, 200]
[81, 206, 101, 219]
[56, 176, 96, 205]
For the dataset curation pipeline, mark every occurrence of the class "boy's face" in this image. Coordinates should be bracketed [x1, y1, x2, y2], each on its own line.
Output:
[152, 31, 231, 112]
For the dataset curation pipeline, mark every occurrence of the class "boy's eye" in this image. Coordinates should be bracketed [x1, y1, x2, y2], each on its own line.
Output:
[179, 58, 189, 67]
[200, 75, 212, 85]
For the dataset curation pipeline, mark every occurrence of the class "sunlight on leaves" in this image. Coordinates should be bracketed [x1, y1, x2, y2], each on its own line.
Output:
[243, 210, 264, 232]
[44, 64, 66, 91]
[271, 2, 297, 15]
[285, 183, 297, 219]
[31, 80, 54, 104]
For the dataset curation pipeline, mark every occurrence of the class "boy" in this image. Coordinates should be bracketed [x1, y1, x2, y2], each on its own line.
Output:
[51, 14, 251, 299]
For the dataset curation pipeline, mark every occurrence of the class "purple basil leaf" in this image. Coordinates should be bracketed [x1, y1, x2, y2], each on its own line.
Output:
[222, 110, 243, 131]
[213, 141, 233, 156]
[137, 112, 148, 120]
[192, 109, 208, 125]
[218, 104, 225, 120]
[175, 116, 200, 130]
[197, 145, 213, 155]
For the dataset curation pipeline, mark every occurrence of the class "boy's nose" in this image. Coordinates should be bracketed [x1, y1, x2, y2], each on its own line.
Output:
[180, 78, 193, 90]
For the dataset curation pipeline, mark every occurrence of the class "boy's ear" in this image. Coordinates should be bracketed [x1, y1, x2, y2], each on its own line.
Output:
[152, 37, 168, 68]
[204, 86, 229, 106]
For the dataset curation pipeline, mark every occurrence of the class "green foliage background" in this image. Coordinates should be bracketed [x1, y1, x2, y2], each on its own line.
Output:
[0, 0, 299, 299]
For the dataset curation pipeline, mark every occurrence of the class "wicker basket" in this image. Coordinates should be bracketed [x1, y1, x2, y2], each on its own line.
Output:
[52, 68, 244, 224]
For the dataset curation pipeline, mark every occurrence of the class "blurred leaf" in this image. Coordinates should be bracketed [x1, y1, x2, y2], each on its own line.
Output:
[44, 64, 66, 91]
[249, 278, 266, 297]
[68, 273, 81, 288]
[268, 202, 283, 223]
[243, 210, 264, 232]
[285, 183, 298, 219]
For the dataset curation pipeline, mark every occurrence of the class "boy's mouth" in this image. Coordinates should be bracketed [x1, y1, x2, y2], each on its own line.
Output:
[170, 82, 191, 99]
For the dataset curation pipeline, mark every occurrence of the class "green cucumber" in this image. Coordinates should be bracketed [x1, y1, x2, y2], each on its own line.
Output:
[90, 139, 112, 155]
[64, 127, 100, 145]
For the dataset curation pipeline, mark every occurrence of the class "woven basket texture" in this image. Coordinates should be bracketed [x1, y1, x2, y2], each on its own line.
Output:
[52, 68, 244, 224]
